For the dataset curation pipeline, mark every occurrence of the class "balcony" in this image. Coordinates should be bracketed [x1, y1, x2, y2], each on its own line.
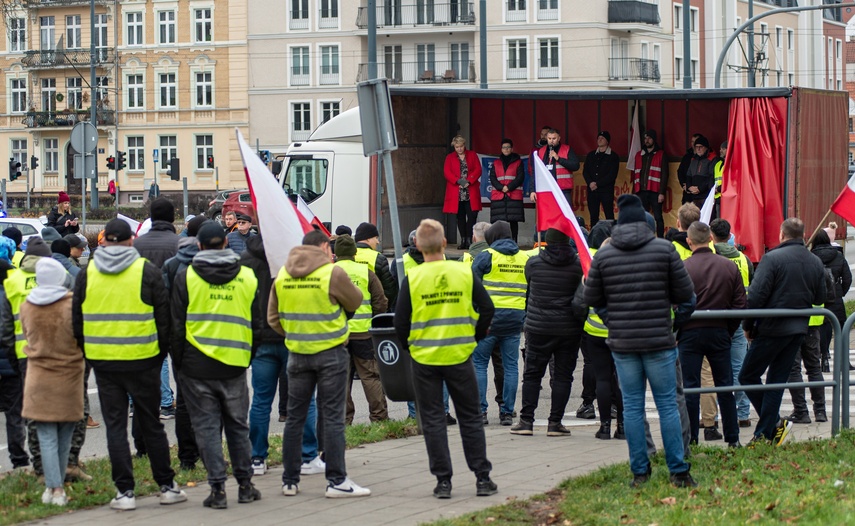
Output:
[289, 12, 309, 30]
[357, 60, 475, 84]
[22, 48, 113, 69]
[23, 0, 111, 5]
[23, 108, 116, 128]
[318, 9, 339, 29]
[537, 7, 558, 22]
[607, 0, 660, 25]
[608, 58, 661, 82]
[356, 2, 474, 29]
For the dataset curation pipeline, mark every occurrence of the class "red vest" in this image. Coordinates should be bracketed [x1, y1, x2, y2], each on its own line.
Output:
[490, 159, 523, 201]
[633, 149, 665, 193]
[538, 144, 573, 190]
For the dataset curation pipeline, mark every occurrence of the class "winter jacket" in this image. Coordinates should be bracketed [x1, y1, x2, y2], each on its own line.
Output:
[489, 153, 526, 223]
[72, 246, 171, 372]
[0, 289, 15, 377]
[336, 255, 388, 340]
[811, 243, 852, 324]
[683, 152, 718, 204]
[743, 239, 826, 338]
[583, 147, 620, 192]
[163, 238, 200, 290]
[681, 247, 747, 334]
[443, 149, 483, 214]
[51, 253, 80, 280]
[240, 236, 282, 344]
[524, 243, 583, 337]
[226, 230, 257, 255]
[472, 238, 527, 336]
[585, 222, 695, 353]
[46, 207, 80, 236]
[133, 220, 179, 268]
[356, 242, 397, 310]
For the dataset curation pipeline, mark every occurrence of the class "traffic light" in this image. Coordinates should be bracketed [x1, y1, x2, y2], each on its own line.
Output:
[9, 158, 21, 181]
[259, 150, 270, 164]
[30, 155, 38, 171]
[106, 155, 116, 170]
[117, 151, 127, 171]
[206, 155, 214, 168]
[167, 158, 180, 181]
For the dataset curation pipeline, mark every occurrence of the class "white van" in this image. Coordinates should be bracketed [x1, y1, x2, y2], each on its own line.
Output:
[279, 107, 379, 231]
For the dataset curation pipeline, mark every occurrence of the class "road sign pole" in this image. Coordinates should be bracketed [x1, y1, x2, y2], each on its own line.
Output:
[183, 177, 189, 219]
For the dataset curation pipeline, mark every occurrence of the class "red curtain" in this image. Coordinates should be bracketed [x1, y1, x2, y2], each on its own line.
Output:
[722, 97, 788, 262]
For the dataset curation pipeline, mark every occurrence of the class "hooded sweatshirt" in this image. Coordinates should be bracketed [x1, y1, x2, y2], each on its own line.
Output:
[472, 234, 526, 335]
[171, 248, 260, 379]
[163, 237, 201, 290]
[714, 242, 754, 284]
[72, 245, 171, 372]
[267, 245, 363, 338]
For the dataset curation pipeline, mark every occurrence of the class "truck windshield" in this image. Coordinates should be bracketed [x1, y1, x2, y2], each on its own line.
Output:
[283, 157, 329, 203]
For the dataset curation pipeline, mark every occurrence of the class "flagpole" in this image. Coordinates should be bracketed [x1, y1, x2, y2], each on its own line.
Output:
[807, 208, 834, 246]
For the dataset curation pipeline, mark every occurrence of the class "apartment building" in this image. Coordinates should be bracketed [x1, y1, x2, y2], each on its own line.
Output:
[0, 0, 248, 204]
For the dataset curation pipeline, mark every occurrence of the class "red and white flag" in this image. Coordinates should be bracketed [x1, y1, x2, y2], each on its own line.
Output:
[296, 195, 332, 236]
[625, 103, 641, 172]
[236, 129, 312, 275]
[830, 174, 855, 226]
[533, 154, 592, 276]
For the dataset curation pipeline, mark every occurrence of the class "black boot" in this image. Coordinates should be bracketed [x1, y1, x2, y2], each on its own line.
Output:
[595, 422, 611, 440]
[238, 480, 261, 503]
[203, 482, 227, 509]
[821, 356, 831, 373]
[614, 421, 626, 440]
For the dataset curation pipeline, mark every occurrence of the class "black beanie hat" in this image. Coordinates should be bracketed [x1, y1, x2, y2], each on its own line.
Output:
[643, 129, 657, 142]
[187, 216, 210, 238]
[334, 234, 357, 258]
[24, 237, 52, 257]
[694, 135, 710, 149]
[485, 221, 512, 245]
[150, 197, 175, 222]
[335, 225, 352, 236]
[545, 228, 569, 245]
[51, 239, 72, 258]
[597, 131, 611, 143]
[354, 222, 379, 242]
[617, 194, 647, 225]
[2, 227, 23, 247]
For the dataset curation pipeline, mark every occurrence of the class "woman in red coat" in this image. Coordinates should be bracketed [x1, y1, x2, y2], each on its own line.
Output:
[443, 135, 482, 249]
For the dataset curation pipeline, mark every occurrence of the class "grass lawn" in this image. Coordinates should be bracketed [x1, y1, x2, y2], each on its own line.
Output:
[0, 418, 418, 525]
[430, 429, 855, 526]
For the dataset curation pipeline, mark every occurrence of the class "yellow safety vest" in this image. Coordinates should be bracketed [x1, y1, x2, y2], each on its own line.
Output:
[3, 268, 37, 359]
[673, 241, 692, 261]
[82, 258, 160, 361]
[354, 247, 377, 272]
[335, 259, 372, 334]
[185, 265, 257, 367]
[714, 160, 723, 200]
[523, 247, 543, 257]
[809, 304, 824, 327]
[11, 251, 24, 268]
[583, 248, 608, 337]
[407, 260, 478, 366]
[725, 252, 751, 288]
[275, 263, 349, 355]
[462, 252, 473, 265]
[481, 248, 527, 310]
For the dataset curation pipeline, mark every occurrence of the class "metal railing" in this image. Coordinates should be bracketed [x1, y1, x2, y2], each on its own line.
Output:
[356, 60, 475, 84]
[23, 109, 116, 128]
[607, 0, 660, 25]
[684, 308, 846, 436]
[356, 2, 475, 28]
[608, 58, 661, 82]
[22, 48, 113, 68]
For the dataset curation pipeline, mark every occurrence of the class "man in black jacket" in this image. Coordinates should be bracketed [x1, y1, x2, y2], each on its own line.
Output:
[682, 135, 718, 208]
[740, 218, 826, 447]
[354, 222, 397, 310]
[583, 131, 620, 228]
[585, 194, 697, 488]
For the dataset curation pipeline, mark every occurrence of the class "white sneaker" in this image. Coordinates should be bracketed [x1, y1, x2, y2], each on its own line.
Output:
[51, 490, 68, 506]
[252, 458, 267, 476]
[325, 478, 371, 498]
[110, 490, 136, 510]
[41, 488, 52, 504]
[281, 483, 299, 496]
[159, 482, 188, 505]
[300, 456, 325, 475]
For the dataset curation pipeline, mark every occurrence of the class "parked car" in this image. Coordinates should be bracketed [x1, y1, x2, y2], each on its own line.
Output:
[0, 217, 48, 248]
[205, 189, 245, 224]
[221, 191, 256, 224]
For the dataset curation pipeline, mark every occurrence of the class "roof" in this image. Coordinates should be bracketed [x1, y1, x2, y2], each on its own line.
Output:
[388, 86, 795, 101]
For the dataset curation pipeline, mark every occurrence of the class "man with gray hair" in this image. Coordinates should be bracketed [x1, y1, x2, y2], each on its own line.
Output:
[461, 222, 491, 264]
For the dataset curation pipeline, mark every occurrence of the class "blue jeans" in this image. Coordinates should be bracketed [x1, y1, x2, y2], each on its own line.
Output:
[35, 421, 75, 489]
[249, 342, 318, 462]
[408, 384, 449, 419]
[730, 328, 750, 420]
[613, 349, 689, 476]
[160, 359, 174, 408]
[473, 332, 520, 415]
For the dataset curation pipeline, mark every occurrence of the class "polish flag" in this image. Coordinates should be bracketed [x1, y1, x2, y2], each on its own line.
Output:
[533, 154, 592, 276]
[830, 174, 855, 226]
[625, 103, 642, 172]
[236, 128, 312, 274]
[699, 187, 716, 225]
[296, 195, 332, 236]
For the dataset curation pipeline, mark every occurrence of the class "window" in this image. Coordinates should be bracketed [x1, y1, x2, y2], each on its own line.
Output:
[384, 45, 402, 82]
[788, 72, 794, 85]
[319, 45, 339, 85]
[291, 0, 309, 29]
[838, 79, 843, 91]
[196, 135, 214, 170]
[96, 76, 109, 105]
[127, 74, 144, 109]
[291, 46, 310, 85]
[653, 43, 661, 71]
[760, 23, 768, 42]
[450, 42, 470, 80]
[194, 9, 212, 43]
[417, 44, 435, 79]
[160, 136, 177, 169]
[127, 136, 144, 171]
[777, 71, 783, 86]
[284, 158, 328, 202]
[11, 139, 27, 171]
[319, 0, 338, 28]
[66, 15, 81, 49]
[126, 12, 143, 46]
[94, 14, 108, 61]
[538, 38, 558, 79]
[195, 72, 213, 107]
[291, 102, 311, 140]
[507, 39, 527, 79]
[40, 17, 55, 50]
[159, 11, 176, 45]
[837, 39, 843, 59]
[675, 57, 682, 80]
[10, 78, 27, 113]
[537, 0, 558, 20]
[507, 0, 526, 22]
[159, 73, 177, 108]
[776, 27, 783, 48]
[787, 29, 794, 50]
[674, 5, 681, 30]
[690, 7, 698, 33]
[10, 18, 26, 52]
[41, 78, 56, 113]
[67, 78, 83, 110]
[691, 59, 698, 83]
[44, 138, 59, 172]
[321, 101, 340, 124]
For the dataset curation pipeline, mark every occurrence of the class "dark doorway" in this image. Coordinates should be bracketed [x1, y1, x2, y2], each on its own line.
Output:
[66, 143, 82, 196]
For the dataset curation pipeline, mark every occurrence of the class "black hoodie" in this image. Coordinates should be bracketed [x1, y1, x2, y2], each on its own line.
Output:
[811, 243, 852, 322]
[524, 243, 583, 336]
[240, 236, 282, 344]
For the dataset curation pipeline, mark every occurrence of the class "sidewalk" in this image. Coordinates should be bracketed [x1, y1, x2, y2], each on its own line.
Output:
[30, 419, 836, 526]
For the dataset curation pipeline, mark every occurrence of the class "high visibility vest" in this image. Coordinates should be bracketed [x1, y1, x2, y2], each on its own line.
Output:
[82, 258, 160, 361]
[354, 247, 377, 272]
[523, 246, 543, 257]
[714, 159, 724, 199]
[725, 252, 751, 288]
[403, 252, 445, 275]
[490, 159, 524, 201]
[462, 251, 473, 265]
[11, 251, 23, 268]
[583, 248, 608, 337]
[673, 241, 693, 261]
[3, 268, 37, 359]
[185, 265, 257, 367]
[538, 144, 573, 190]
[335, 259, 372, 333]
[809, 304, 824, 327]
[632, 149, 665, 193]
[481, 248, 527, 310]
[275, 263, 349, 355]
[407, 260, 478, 366]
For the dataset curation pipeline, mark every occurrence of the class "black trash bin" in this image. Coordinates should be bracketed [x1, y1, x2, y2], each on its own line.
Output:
[370, 313, 416, 402]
